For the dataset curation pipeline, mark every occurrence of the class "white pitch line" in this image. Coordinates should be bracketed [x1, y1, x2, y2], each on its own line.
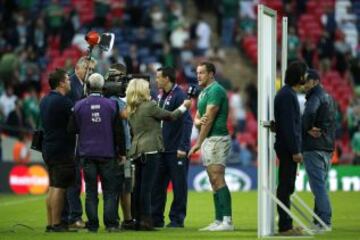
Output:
[0, 196, 45, 207]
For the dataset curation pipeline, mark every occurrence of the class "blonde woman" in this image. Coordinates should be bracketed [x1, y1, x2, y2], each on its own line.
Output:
[126, 79, 191, 231]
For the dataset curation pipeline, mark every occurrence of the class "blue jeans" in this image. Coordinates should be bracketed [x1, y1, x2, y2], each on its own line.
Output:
[303, 151, 332, 226]
[221, 17, 236, 47]
[61, 161, 83, 224]
[82, 158, 119, 230]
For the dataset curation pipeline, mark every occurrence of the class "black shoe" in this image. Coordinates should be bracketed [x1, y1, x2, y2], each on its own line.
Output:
[86, 227, 98, 233]
[153, 222, 164, 228]
[52, 224, 78, 232]
[121, 220, 136, 230]
[45, 225, 53, 232]
[138, 217, 157, 231]
[106, 226, 122, 232]
[166, 222, 184, 228]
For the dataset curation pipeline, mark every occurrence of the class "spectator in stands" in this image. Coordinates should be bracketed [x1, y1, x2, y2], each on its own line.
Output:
[347, 98, 360, 138]
[288, 26, 300, 63]
[321, 7, 337, 36]
[125, 78, 191, 230]
[301, 38, 315, 68]
[44, 0, 64, 37]
[15, 15, 28, 49]
[229, 87, 246, 133]
[124, 44, 140, 73]
[23, 87, 40, 130]
[219, 0, 238, 47]
[60, 10, 75, 52]
[149, 4, 166, 50]
[189, 62, 234, 231]
[302, 69, 336, 230]
[93, 0, 110, 28]
[351, 123, 360, 165]
[0, 50, 20, 85]
[239, 0, 256, 20]
[227, 134, 253, 166]
[334, 32, 352, 76]
[167, 1, 185, 32]
[318, 31, 335, 73]
[170, 22, 189, 65]
[195, 16, 211, 56]
[244, 82, 257, 119]
[273, 61, 307, 236]
[0, 84, 17, 121]
[206, 45, 225, 75]
[27, 17, 47, 57]
[5, 99, 29, 140]
[283, 2, 297, 27]
[40, 68, 75, 232]
[151, 67, 193, 228]
[160, 42, 175, 68]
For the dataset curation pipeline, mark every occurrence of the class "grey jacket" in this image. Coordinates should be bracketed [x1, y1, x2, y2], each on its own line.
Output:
[128, 100, 183, 157]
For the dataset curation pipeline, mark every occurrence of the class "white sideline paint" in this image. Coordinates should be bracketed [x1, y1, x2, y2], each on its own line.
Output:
[0, 196, 45, 207]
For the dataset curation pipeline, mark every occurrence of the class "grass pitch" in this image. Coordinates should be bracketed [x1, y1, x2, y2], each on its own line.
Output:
[0, 191, 359, 239]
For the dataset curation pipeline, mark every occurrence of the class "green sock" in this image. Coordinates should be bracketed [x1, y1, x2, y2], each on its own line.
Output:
[217, 185, 232, 217]
[213, 192, 222, 221]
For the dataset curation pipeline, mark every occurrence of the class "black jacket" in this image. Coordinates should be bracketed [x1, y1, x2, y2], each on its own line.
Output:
[40, 91, 75, 164]
[274, 85, 302, 155]
[302, 85, 336, 152]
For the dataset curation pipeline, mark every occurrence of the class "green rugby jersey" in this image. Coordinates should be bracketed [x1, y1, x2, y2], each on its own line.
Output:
[198, 81, 229, 137]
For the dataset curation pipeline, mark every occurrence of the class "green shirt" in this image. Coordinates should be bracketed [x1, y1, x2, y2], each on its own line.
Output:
[351, 132, 360, 154]
[198, 81, 229, 137]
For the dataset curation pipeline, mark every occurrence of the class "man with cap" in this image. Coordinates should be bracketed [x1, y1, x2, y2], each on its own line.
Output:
[302, 69, 336, 231]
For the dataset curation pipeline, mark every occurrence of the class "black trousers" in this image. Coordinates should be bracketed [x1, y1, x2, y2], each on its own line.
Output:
[133, 153, 159, 223]
[151, 152, 189, 226]
[276, 150, 298, 232]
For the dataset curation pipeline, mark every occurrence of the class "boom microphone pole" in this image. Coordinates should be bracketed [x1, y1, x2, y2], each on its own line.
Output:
[83, 31, 115, 96]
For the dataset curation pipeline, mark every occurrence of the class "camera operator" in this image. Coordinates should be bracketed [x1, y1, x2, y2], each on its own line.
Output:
[151, 67, 193, 228]
[62, 56, 97, 229]
[125, 79, 192, 231]
[69, 73, 126, 232]
[105, 63, 135, 229]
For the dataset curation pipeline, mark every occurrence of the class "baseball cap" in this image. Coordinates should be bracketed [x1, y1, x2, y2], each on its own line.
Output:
[306, 69, 320, 81]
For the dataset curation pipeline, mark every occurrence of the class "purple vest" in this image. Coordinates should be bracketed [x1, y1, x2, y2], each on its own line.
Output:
[74, 94, 117, 158]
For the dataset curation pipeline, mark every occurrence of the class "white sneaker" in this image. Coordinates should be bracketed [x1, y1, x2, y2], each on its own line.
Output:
[198, 221, 221, 231]
[209, 222, 235, 231]
[313, 223, 332, 233]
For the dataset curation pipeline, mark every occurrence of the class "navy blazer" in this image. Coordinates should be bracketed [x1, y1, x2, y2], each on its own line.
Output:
[274, 85, 302, 155]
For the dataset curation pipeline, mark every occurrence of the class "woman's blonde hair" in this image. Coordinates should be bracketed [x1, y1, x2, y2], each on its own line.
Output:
[126, 79, 151, 115]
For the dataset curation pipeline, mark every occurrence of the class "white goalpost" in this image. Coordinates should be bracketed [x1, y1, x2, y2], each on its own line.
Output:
[257, 5, 329, 238]
[257, 4, 277, 237]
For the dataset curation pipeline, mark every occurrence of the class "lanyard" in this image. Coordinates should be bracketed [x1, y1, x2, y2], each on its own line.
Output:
[158, 84, 177, 128]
